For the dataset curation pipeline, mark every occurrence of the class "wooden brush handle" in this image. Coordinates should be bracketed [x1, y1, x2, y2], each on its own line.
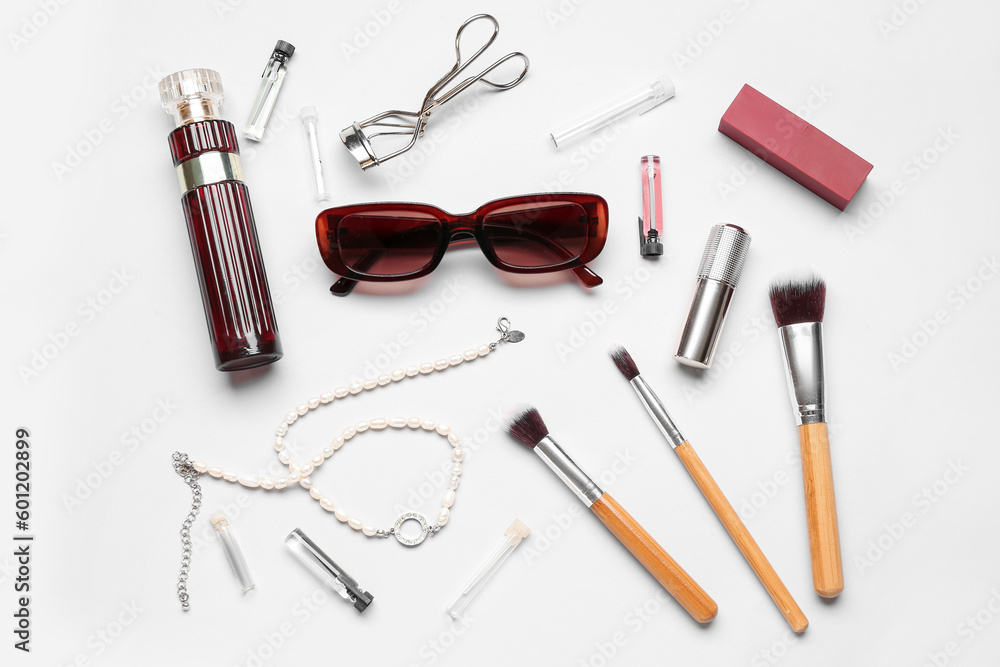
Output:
[798, 422, 843, 597]
[674, 442, 808, 632]
[590, 492, 717, 623]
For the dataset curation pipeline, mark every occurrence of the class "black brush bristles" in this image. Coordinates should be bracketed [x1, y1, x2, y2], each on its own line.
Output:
[506, 407, 549, 449]
[769, 275, 827, 327]
[609, 344, 640, 381]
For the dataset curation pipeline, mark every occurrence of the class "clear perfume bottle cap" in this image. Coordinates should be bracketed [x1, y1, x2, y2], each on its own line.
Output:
[159, 68, 225, 127]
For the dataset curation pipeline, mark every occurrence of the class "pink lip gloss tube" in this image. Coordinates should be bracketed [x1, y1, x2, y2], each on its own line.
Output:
[639, 155, 664, 256]
[159, 69, 282, 371]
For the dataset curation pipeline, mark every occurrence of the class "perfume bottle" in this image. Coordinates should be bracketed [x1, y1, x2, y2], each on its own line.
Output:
[244, 41, 295, 141]
[159, 68, 282, 371]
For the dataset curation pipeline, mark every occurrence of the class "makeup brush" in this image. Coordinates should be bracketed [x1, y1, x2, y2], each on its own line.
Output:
[610, 345, 808, 633]
[769, 274, 843, 598]
[506, 407, 717, 624]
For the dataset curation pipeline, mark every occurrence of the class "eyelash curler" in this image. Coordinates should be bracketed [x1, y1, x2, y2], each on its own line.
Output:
[339, 14, 529, 170]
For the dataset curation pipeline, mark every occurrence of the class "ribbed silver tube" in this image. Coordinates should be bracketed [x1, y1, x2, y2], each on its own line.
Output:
[675, 224, 752, 368]
[534, 436, 603, 506]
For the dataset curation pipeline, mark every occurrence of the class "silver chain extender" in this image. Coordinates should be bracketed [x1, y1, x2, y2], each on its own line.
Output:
[172, 452, 202, 611]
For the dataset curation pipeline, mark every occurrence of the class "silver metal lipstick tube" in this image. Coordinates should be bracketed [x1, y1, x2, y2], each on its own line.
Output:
[629, 376, 686, 448]
[535, 436, 603, 506]
[777, 322, 826, 425]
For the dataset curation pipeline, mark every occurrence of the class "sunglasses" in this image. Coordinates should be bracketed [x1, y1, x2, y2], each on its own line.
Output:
[315, 193, 608, 295]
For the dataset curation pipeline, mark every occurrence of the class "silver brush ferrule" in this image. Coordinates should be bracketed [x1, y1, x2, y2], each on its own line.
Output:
[534, 436, 603, 506]
[675, 224, 751, 369]
[777, 322, 826, 425]
[629, 376, 686, 448]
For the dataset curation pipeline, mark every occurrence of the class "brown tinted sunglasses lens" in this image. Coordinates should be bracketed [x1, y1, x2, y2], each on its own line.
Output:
[481, 201, 590, 268]
[336, 211, 443, 277]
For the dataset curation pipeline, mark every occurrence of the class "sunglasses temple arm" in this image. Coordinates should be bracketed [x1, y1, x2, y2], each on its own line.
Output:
[330, 277, 358, 296]
[571, 264, 603, 287]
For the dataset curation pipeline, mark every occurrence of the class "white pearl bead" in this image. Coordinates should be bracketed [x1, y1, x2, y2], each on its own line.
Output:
[322, 447, 334, 458]
[278, 451, 291, 465]
[448, 432, 460, 446]
[193, 461, 207, 472]
[370, 418, 388, 430]
[312, 454, 324, 467]
[449, 475, 460, 490]
[389, 417, 407, 429]
[362, 525, 377, 536]
[274, 436, 285, 452]
[451, 463, 463, 475]
[434, 358, 449, 371]
[276, 423, 288, 436]
[406, 365, 420, 377]
[348, 383, 363, 394]
[274, 478, 288, 489]
[289, 464, 300, 475]
[363, 378, 378, 390]
[320, 392, 334, 404]
[334, 508, 349, 522]
[477, 345, 490, 357]
[320, 497, 335, 512]
[287, 472, 301, 483]
[223, 471, 238, 482]
[453, 447, 464, 462]
[307, 397, 320, 409]
[334, 386, 349, 398]
[407, 417, 421, 428]
[391, 369, 406, 381]
[377, 374, 391, 386]
[238, 476, 259, 488]
[463, 348, 478, 361]
[421, 419, 435, 431]
[436, 508, 451, 526]
[309, 487, 323, 499]
[435, 423, 450, 436]
[260, 479, 274, 490]
[296, 404, 309, 416]
[348, 518, 363, 530]
[343, 427, 357, 440]
[442, 489, 456, 508]
[299, 476, 312, 490]
[355, 420, 369, 433]
[300, 463, 314, 476]
[332, 436, 345, 451]
[448, 354, 463, 366]
[419, 362, 434, 374]
[285, 411, 298, 424]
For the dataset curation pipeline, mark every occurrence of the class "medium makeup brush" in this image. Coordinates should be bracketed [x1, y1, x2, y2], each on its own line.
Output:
[769, 274, 843, 598]
[610, 345, 808, 633]
[506, 407, 717, 624]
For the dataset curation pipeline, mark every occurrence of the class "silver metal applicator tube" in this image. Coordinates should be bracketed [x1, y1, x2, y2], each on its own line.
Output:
[534, 436, 603, 505]
[675, 224, 751, 368]
[628, 377, 686, 448]
[777, 322, 826, 425]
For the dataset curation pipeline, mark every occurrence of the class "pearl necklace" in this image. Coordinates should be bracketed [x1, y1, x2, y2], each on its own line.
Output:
[172, 319, 524, 608]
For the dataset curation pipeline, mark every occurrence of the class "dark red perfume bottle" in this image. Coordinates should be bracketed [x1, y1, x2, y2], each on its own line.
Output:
[159, 69, 282, 371]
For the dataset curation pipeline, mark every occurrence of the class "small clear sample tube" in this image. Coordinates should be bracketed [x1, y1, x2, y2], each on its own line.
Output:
[301, 106, 331, 201]
[244, 40, 295, 141]
[285, 528, 373, 612]
[446, 519, 530, 618]
[639, 155, 664, 256]
[210, 511, 254, 593]
[549, 74, 675, 148]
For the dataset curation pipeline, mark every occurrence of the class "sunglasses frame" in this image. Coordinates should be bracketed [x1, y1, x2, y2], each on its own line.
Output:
[315, 193, 608, 292]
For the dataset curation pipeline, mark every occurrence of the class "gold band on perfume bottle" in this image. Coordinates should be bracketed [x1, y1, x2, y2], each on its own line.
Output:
[176, 152, 244, 193]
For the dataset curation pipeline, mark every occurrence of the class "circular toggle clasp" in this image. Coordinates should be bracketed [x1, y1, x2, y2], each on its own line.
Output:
[394, 512, 430, 547]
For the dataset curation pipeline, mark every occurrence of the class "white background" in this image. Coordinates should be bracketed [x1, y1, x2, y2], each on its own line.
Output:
[3, 0, 999, 665]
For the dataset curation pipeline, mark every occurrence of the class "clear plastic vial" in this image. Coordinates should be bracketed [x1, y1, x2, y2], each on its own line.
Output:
[210, 511, 254, 592]
[446, 519, 530, 618]
[244, 40, 295, 141]
[301, 106, 331, 201]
